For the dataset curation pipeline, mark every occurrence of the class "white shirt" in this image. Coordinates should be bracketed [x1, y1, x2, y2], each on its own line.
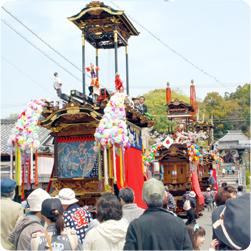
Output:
[53, 76, 62, 89]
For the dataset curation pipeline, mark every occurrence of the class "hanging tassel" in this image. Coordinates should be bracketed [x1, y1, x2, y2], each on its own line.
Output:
[30, 148, 33, 180]
[35, 150, 38, 186]
[98, 144, 102, 191]
[10, 149, 13, 179]
[125, 148, 128, 187]
[120, 148, 124, 187]
[108, 148, 112, 179]
[104, 149, 108, 190]
[21, 161, 25, 200]
[18, 148, 21, 196]
[113, 146, 117, 184]
[15, 142, 18, 183]
[122, 147, 125, 185]
[27, 158, 30, 190]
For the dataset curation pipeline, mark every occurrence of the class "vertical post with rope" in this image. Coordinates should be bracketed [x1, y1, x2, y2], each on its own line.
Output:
[96, 48, 99, 77]
[125, 45, 129, 94]
[114, 26, 118, 74]
[82, 32, 86, 96]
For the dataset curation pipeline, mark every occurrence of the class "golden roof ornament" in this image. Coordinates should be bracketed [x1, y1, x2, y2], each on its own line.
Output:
[86, 1, 104, 7]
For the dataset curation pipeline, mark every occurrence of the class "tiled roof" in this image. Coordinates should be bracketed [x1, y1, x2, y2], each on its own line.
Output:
[218, 130, 250, 142]
[1, 119, 52, 155]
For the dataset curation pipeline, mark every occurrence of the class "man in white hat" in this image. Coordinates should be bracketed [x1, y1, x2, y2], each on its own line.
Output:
[8, 188, 50, 250]
[183, 188, 197, 225]
[56, 188, 92, 243]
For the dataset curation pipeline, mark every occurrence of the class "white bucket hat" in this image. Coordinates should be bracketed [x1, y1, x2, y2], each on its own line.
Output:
[189, 191, 196, 197]
[27, 188, 51, 212]
[56, 188, 78, 205]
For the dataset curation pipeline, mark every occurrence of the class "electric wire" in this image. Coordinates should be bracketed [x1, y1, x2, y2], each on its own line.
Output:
[1, 6, 84, 75]
[110, 1, 233, 92]
[1, 55, 57, 98]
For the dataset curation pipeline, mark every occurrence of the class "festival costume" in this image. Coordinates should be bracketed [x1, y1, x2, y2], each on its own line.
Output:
[53, 77, 62, 96]
[63, 203, 92, 243]
[115, 76, 123, 92]
[182, 192, 196, 225]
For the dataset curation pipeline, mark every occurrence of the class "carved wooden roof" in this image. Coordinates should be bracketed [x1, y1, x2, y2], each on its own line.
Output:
[155, 143, 189, 162]
[67, 1, 139, 49]
[167, 98, 195, 113]
[39, 100, 155, 135]
[193, 121, 214, 131]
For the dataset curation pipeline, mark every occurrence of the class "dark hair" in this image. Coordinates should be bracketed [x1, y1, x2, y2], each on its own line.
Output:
[29, 211, 39, 215]
[225, 186, 236, 194]
[97, 193, 122, 222]
[221, 182, 228, 188]
[215, 190, 231, 206]
[185, 186, 191, 192]
[118, 187, 134, 204]
[186, 224, 206, 250]
[54, 72, 58, 76]
[237, 185, 243, 192]
[1, 192, 13, 198]
[140, 96, 145, 100]
[47, 210, 65, 235]
[162, 199, 168, 209]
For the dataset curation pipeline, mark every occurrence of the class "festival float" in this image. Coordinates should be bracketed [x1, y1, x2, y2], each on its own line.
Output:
[142, 81, 220, 217]
[37, 1, 154, 212]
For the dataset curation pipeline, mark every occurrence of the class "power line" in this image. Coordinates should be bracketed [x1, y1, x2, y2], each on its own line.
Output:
[1, 6, 84, 75]
[1, 55, 57, 98]
[1, 18, 84, 83]
[110, 1, 233, 92]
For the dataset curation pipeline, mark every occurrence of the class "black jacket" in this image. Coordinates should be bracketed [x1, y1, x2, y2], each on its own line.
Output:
[123, 207, 192, 250]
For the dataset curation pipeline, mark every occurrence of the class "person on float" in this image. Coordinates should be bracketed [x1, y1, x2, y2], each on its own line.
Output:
[139, 96, 148, 113]
[115, 72, 124, 92]
[53, 72, 62, 97]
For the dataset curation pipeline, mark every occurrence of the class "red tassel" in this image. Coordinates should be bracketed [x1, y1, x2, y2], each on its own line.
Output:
[21, 163, 25, 200]
[28, 157, 31, 184]
[125, 149, 128, 187]
[35, 150, 38, 186]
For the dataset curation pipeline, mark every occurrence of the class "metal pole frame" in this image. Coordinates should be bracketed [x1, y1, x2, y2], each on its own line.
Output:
[114, 26, 118, 75]
[125, 45, 129, 94]
[82, 32, 86, 95]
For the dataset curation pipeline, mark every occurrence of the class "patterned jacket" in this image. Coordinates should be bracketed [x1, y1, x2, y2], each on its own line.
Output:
[167, 193, 176, 210]
[63, 203, 92, 243]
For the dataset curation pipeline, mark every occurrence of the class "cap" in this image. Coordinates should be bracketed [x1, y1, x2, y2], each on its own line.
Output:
[41, 198, 63, 219]
[56, 188, 78, 205]
[27, 188, 51, 212]
[1, 178, 16, 193]
[143, 178, 165, 200]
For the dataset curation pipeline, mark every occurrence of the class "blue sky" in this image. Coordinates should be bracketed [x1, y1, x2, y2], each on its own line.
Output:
[0, 0, 250, 118]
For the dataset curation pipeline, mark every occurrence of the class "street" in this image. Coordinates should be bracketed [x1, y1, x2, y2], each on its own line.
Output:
[182, 209, 213, 250]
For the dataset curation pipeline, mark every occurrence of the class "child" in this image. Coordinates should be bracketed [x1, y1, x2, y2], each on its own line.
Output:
[186, 223, 219, 250]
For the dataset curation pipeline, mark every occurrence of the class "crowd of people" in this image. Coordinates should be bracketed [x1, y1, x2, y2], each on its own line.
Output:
[1, 177, 250, 250]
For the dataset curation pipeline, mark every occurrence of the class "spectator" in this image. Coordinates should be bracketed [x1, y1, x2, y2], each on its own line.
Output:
[225, 186, 237, 199]
[215, 189, 231, 207]
[231, 165, 235, 175]
[83, 193, 128, 250]
[164, 186, 176, 212]
[226, 166, 230, 175]
[118, 187, 144, 224]
[8, 188, 50, 250]
[53, 72, 63, 97]
[204, 188, 213, 211]
[139, 96, 148, 113]
[123, 178, 193, 250]
[1, 178, 23, 250]
[183, 187, 197, 225]
[212, 193, 250, 250]
[221, 167, 226, 177]
[236, 185, 244, 197]
[28, 198, 82, 250]
[208, 174, 216, 190]
[186, 223, 219, 251]
[56, 188, 92, 243]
